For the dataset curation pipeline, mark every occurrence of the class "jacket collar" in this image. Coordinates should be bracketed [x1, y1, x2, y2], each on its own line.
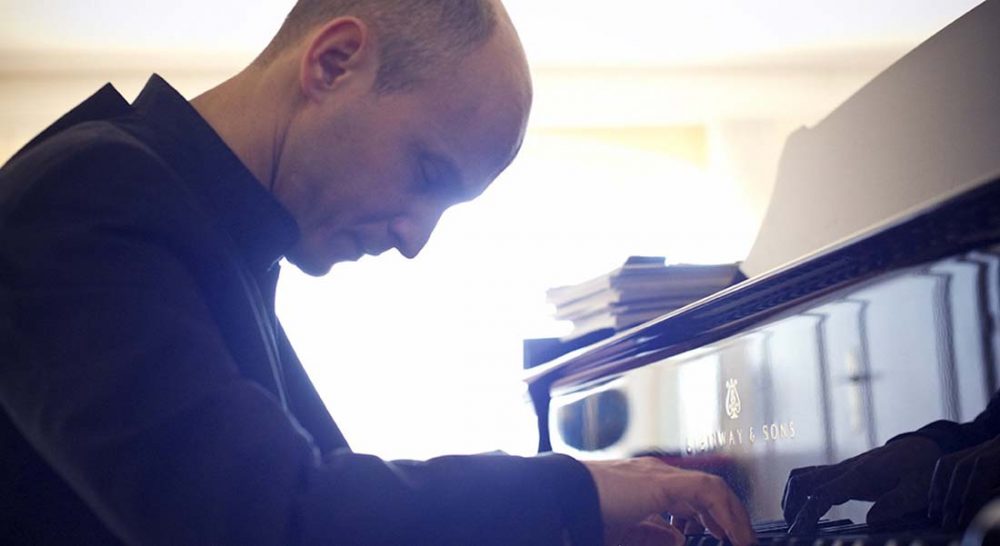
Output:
[128, 74, 300, 275]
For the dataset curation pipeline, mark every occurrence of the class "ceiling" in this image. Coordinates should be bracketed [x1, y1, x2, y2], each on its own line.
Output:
[0, 0, 984, 66]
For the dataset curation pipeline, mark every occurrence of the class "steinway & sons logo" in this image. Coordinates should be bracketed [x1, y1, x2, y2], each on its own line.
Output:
[725, 379, 741, 419]
[684, 377, 797, 455]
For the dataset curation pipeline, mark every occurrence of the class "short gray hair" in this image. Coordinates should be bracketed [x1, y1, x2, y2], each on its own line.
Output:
[256, 0, 499, 93]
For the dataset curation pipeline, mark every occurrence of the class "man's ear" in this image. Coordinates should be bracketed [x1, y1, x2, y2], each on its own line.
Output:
[299, 17, 375, 100]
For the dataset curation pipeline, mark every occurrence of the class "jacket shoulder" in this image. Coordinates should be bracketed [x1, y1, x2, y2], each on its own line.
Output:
[0, 121, 181, 221]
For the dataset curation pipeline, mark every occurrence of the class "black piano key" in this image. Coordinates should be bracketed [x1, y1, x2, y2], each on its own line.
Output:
[819, 523, 870, 535]
[749, 518, 856, 536]
[755, 520, 792, 533]
[817, 520, 858, 532]
[685, 533, 718, 543]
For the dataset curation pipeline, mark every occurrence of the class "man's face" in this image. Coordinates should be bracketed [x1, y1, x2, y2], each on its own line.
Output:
[274, 25, 531, 276]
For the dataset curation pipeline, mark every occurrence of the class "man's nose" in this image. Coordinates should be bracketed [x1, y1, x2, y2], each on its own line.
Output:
[389, 206, 444, 259]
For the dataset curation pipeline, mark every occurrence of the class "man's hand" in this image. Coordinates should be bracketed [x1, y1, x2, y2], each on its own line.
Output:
[584, 457, 755, 546]
[929, 435, 1000, 530]
[781, 436, 943, 534]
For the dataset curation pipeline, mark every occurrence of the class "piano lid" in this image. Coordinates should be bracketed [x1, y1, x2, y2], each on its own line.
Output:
[526, 172, 1000, 391]
[743, 0, 1000, 278]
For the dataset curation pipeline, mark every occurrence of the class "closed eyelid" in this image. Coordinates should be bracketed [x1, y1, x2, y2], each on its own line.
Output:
[421, 154, 465, 201]
[418, 161, 434, 189]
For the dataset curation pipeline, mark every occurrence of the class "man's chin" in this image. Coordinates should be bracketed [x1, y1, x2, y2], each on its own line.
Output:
[284, 251, 337, 277]
[285, 237, 368, 276]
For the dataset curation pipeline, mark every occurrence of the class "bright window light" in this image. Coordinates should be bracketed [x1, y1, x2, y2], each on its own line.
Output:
[276, 130, 757, 460]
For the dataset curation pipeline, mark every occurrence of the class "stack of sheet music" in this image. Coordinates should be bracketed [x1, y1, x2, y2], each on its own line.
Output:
[547, 257, 744, 339]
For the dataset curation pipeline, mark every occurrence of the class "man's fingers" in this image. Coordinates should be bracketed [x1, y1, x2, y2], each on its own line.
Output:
[959, 458, 1000, 528]
[646, 514, 686, 535]
[664, 500, 726, 541]
[953, 437, 1000, 529]
[684, 519, 706, 535]
[691, 474, 754, 546]
[787, 466, 824, 480]
[669, 513, 707, 536]
[788, 470, 865, 535]
[940, 454, 978, 530]
[696, 511, 728, 542]
[620, 519, 686, 546]
[867, 476, 932, 527]
[783, 466, 822, 516]
[585, 458, 755, 546]
[929, 451, 962, 521]
[782, 464, 854, 524]
[782, 456, 887, 527]
[930, 437, 1000, 527]
[788, 494, 831, 535]
[650, 472, 753, 546]
[726, 485, 756, 546]
[960, 486, 1000, 530]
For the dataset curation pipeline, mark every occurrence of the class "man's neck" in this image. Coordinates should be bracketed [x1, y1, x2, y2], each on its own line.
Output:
[190, 66, 293, 192]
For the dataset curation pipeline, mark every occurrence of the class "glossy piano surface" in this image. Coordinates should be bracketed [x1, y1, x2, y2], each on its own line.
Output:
[539, 244, 999, 525]
[528, 179, 1000, 522]
[525, 174, 1000, 527]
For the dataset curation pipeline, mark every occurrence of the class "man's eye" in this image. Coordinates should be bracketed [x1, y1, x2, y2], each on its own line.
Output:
[419, 164, 431, 188]
[418, 158, 460, 202]
[420, 164, 439, 193]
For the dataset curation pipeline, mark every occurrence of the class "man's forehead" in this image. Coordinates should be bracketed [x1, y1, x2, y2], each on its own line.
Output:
[419, 9, 531, 194]
[447, 93, 527, 193]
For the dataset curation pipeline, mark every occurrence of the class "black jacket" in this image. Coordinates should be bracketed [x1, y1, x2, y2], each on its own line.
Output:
[0, 75, 602, 545]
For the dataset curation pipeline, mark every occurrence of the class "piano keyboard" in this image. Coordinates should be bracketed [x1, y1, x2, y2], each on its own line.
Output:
[685, 520, 961, 546]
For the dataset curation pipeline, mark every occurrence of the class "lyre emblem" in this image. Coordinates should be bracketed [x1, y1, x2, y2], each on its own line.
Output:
[725, 379, 742, 420]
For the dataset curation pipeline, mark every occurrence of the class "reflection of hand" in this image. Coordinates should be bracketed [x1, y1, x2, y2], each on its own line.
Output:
[929, 435, 1000, 531]
[781, 436, 943, 534]
[584, 457, 755, 546]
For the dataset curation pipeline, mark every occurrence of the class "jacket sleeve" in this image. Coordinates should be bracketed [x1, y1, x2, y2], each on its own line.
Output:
[895, 390, 1000, 453]
[0, 136, 603, 546]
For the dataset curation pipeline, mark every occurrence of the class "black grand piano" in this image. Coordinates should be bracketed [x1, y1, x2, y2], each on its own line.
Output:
[524, 1, 1000, 545]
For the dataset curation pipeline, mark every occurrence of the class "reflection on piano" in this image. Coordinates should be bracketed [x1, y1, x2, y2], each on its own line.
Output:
[524, 1, 1000, 545]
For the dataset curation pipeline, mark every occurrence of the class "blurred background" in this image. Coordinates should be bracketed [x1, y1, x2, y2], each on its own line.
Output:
[0, 0, 984, 459]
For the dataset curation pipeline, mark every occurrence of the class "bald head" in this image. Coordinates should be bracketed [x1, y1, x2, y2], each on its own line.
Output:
[195, 0, 531, 274]
[257, 0, 502, 93]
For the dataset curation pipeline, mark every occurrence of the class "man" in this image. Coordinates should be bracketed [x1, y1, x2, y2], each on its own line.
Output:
[0, 1, 756, 544]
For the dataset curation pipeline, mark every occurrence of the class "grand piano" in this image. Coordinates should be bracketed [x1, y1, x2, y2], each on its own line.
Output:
[524, 1, 1000, 544]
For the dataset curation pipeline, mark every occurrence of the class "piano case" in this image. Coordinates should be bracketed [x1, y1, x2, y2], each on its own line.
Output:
[525, 1, 1000, 544]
